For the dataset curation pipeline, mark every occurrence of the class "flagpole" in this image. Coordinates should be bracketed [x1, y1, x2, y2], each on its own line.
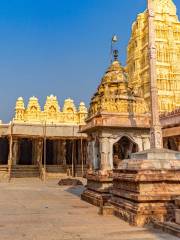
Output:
[147, 0, 163, 149]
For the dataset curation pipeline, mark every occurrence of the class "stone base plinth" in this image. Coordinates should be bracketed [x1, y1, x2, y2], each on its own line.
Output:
[81, 172, 113, 207]
[110, 149, 180, 227]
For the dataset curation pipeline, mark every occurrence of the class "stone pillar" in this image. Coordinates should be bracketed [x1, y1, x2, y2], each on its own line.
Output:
[12, 139, 19, 165]
[142, 137, 150, 150]
[148, 0, 163, 149]
[108, 138, 115, 170]
[99, 137, 111, 173]
[61, 140, 66, 166]
[92, 140, 99, 170]
[36, 139, 43, 164]
[87, 141, 93, 172]
[77, 140, 81, 165]
[135, 137, 143, 152]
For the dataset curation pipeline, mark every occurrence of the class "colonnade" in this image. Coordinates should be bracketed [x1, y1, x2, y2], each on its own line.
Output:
[0, 137, 88, 177]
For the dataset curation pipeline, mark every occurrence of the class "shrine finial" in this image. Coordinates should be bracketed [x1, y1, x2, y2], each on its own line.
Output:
[111, 35, 118, 62]
[113, 49, 119, 61]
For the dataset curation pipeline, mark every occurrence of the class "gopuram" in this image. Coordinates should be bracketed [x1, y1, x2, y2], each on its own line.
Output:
[0, 95, 88, 180]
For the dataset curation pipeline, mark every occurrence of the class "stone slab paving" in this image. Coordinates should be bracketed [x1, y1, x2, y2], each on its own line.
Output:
[0, 178, 178, 240]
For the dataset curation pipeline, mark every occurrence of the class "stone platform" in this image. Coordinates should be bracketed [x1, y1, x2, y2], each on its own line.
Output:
[110, 149, 180, 227]
[81, 172, 113, 207]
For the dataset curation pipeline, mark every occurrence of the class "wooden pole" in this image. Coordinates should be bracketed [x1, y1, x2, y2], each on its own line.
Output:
[43, 121, 47, 181]
[71, 127, 75, 177]
[81, 135, 84, 177]
[147, 0, 163, 149]
[8, 122, 13, 182]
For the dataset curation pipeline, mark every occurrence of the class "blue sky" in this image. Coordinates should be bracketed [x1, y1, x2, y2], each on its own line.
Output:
[0, 0, 179, 122]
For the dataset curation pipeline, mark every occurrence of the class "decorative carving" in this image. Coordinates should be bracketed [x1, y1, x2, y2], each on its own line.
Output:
[26, 96, 41, 122]
[14, 97, 25, 122]
[44, 95, 60, 122]
[127, 0, 180, 113]
[88, 59, 148, 118]
[13, 96, 88, 125]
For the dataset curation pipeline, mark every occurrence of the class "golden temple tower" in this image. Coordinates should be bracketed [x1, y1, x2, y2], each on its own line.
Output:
[127, 0, 180, 113]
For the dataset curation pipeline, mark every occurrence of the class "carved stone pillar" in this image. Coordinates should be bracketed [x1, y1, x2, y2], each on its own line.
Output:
[99, 137, 111, 172]
[92, 139, 99, 170]
[135, 137, 143, 152]
[12, 139, 19, 165]
[142, 137, 150, 150]
[87, 140, 93, 172]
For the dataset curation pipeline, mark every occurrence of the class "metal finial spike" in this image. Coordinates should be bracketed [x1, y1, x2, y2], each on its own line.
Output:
[112, 35, 118, 43]
[113, 49, 119, 61]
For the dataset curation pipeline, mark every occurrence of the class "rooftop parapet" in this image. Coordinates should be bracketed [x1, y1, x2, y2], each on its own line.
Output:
[14, 95, 88, 125]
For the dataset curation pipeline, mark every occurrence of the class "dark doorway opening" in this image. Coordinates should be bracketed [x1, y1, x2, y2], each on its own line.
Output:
[164, 137, 178, 151]
[66, 140, 73, 165]
[113, 136, 138, 168]
[19, 139, 33, 165]
[46, 140, 54, 165]
[0, 137, 9, 165]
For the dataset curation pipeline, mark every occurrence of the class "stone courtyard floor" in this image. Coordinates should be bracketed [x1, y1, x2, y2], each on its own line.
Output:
[0, 178, 179, 240]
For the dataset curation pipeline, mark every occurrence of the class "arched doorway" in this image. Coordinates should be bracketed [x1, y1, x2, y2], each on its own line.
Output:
[113, 136, 138, 168]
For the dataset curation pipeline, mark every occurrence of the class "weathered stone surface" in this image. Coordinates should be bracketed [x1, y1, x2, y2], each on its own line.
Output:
[110, 156, 180, 227]
[81, 172, 113, 207]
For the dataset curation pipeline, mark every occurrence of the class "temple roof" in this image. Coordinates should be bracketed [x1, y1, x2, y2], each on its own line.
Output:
[88, 51, 148, 119]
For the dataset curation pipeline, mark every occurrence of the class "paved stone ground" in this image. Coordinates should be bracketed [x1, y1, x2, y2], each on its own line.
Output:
[0, 178, 179, 240]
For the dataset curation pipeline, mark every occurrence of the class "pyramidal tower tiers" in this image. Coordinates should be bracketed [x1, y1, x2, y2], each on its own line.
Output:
[127, 0, 180, 113]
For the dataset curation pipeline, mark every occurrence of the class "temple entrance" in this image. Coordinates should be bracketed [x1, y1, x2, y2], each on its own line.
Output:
[19, 139, 33, 165]
[0, 137, 9, 165]
[113, 136, 138, 168]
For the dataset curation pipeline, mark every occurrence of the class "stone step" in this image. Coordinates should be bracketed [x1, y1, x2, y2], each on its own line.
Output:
[12, 165, 38, 168]
[0, 166, 8, 172]
[11, 165, 40, 178]
[46, 165, 66, 173]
